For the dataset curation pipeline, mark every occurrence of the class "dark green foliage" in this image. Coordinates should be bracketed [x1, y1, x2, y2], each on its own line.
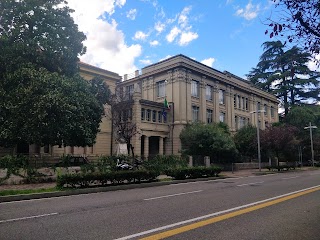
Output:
[89, 76, 111, 106]
[0, 155, 47, 183]
[143, 155, 188, 174]
[180, 122, 238, 162]
[96, 155, 118, 172]
[247, 41, 320, 115]
[165, 166, 222, 180]
[284, 106, 318, 128]
[267, 0, 320, 60]
[56, 170, 158, 188]
[260, 124, 299, 162]
[0, 0, 86, 76]
[233, 124, 257, 161]
[0, 0, 105, 148]
[266, 165, 296, 171]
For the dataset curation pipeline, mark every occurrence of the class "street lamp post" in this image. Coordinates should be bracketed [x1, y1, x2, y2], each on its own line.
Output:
[250, 110, 265, 172]
[304, 122, 317, 167]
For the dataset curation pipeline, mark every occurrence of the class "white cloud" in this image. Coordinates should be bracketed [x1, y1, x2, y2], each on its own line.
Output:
[164, 6, 198, 46]
[159, 55, 172, 62]
[126, 9, 137, 20]
[155, 21, 165, 34]
[139, 59, 152, 65]
[178, 6, 192, 29]
[307, 54, 320, 71]
[178, 31, 198, 46]
[150, 40, 160, 46]
[201, 58, 216, 68]
[166, 26, 181, 43]
[133, 31, 149, 41]
[67, 0, 141, 76]
[235, 1, 260, 20]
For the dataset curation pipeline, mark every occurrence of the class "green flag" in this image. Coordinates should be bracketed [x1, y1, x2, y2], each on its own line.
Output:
[164, 98, 170, 109]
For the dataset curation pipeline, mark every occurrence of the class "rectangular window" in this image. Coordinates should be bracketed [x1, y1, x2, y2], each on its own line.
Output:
[127, 108, 132, 120]
[235, 116, 238, 130]
[206, 85, 212, 101]
[237, 95, 241, 108]
[191, 80, 199, 97]
[234, 95, 236, 107]
[219, 112, 225, 122]
[125, 84, 134, 99]
[146, 109, 151, 121]
[158, 111, 162, 123]
[141, 108, 145, 120]
[219, 90, 225, 104]
[239, 117, 245, 129]
[245, 98, 248, 110]
[152, 110, 156, 122]
[156, 80, 166, 98]
[257, 102, 261, 111]
[207, 109, 213, 123]
[44, 145, 50, 154]
[242, 97, 245, 110]
[271, 106, 274, 117]
[264, 104, 268, 115]
[192, 106, 199, 122]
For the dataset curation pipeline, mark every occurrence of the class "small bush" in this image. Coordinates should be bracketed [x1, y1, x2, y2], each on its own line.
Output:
[143, 155, 188, 173]
[165, 166, 222, 180]
[56, 170, 158, 188]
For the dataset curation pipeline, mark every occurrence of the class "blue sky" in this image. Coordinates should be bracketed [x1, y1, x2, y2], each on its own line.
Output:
[67, 0, 286, 79]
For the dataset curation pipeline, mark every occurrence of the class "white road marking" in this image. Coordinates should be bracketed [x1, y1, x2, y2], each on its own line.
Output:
[144, 190, 203, 201]
[237, 181, 264, 187]
[0, 212, 58, 224]
[115, 184, 320, 240]
[282, 176, 299, 180]
[310, 172, 320, 175]
[169, 177, 245, 186]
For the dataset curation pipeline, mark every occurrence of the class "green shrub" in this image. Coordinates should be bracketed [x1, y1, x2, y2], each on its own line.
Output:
[143, 155, 188, 173]
[0, 155, 40, 183]
[56, 170, 158, 188]
[80, 163, 95, 174]
[96, 155, 115, 172]
[165, 166, 222, 180]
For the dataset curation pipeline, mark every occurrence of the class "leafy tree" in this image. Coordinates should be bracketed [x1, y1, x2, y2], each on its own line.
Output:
[260, 124, 299, 163]
[233, 125, 257, 161]
[0, 0, 104, 148]
[266, 0, 320, 63]
[284, 105, 320, 161]
[247, 41, 320, 115]
[89, 76, 111, 106]
[179, 122, 238, 163]
[284, 106, 318, 128]
[107, 90, 139, 157]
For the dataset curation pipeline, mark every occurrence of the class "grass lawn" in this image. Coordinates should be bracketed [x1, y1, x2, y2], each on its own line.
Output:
[0, 187, 59, 196]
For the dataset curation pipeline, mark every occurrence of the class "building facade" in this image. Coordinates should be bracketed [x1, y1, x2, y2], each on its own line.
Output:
[0, 54, 279, 160]
[118, 54, 279, 159]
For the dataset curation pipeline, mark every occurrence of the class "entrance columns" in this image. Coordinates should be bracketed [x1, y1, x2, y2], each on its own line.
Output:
[144, 136, 149, 160]
[159, 137, 164, 155]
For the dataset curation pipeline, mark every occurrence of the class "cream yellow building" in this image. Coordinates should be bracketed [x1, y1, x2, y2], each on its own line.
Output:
[118, 54, 279, 159]
[0, 55, 279, 160]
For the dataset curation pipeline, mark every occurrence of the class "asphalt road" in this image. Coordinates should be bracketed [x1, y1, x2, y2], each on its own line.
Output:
[0, 170, 319, 240]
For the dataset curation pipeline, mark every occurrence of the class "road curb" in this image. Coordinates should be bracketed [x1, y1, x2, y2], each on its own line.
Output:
[0, 176, 227, 203]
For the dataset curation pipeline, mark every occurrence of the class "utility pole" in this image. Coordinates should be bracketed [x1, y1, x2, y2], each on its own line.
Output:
[304, 122, 317, 167]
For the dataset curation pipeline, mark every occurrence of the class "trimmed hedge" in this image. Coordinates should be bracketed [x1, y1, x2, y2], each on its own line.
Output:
[165, 166, 222, 180]
[57, 170, 158, 188]
[266, 165, 296, 171]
